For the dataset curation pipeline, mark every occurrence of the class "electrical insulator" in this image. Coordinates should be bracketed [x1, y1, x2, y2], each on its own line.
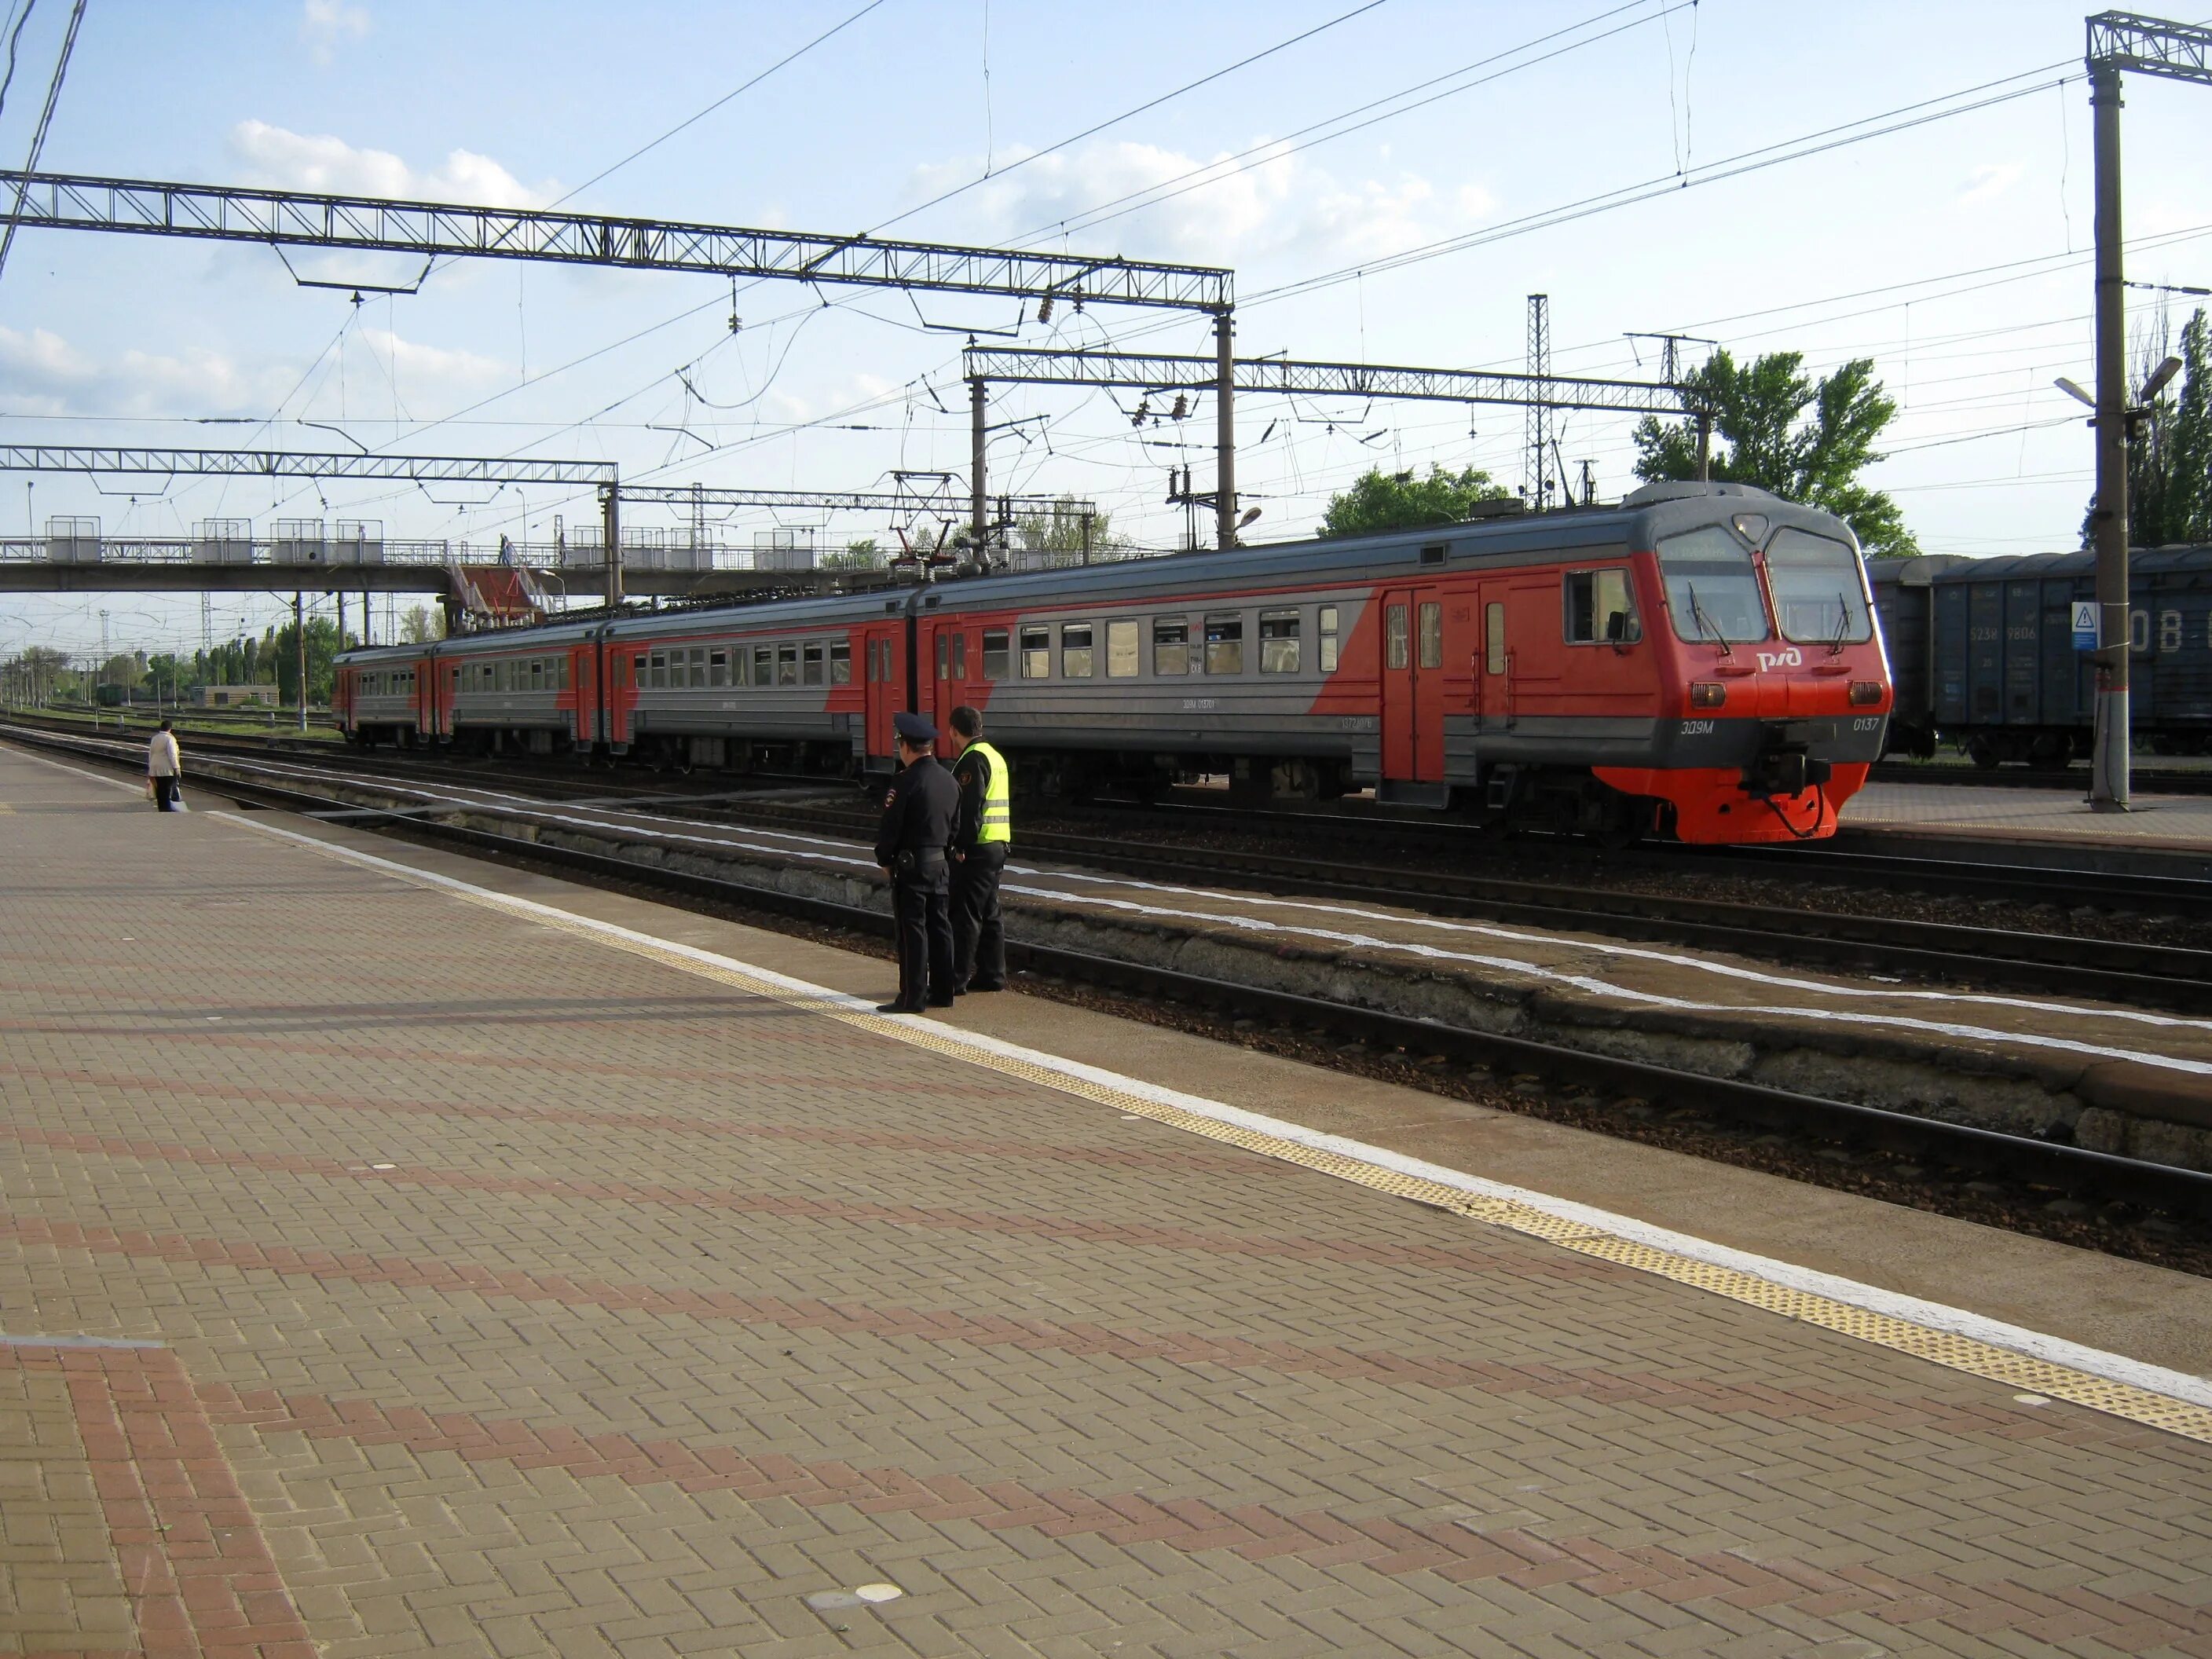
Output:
[1036, 295, 1054, 324]
[1170, 394, 1188, 420]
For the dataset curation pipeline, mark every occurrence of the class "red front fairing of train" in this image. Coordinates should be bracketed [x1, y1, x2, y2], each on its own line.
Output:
[1593, 508, 1891, 844]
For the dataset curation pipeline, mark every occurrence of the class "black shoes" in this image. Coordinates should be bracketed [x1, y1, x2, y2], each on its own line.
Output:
[876, 1001, 925, 1015]
[965, 980, 1006, 993]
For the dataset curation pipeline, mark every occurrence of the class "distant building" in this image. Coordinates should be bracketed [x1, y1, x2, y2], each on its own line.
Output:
[193, 684, 280, 709]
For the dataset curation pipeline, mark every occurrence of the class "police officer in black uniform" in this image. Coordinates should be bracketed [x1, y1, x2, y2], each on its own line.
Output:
[873, 712, 960, 1013]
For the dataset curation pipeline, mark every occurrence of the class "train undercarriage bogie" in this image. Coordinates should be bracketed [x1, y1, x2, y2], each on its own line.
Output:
[1956, 727, 2093, 768]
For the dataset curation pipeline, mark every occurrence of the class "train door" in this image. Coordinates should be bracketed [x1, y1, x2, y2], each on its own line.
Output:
[862, 621, 902, 762]
[928, 619, 971, 726]
[1379, 586, 1447, 782]
[569, 640, 598, 746]
[416, 654, 438, 738]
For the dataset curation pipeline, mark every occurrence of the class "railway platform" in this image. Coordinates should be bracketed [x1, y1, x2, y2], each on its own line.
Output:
[5, 742, 2212, 1658]
[1846, 778, 2212, 859]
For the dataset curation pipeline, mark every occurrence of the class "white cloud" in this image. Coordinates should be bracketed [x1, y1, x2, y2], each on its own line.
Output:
[0, 323, 504, 422]
[300, 0, 370, 66]
[1957, 163, 2023, 205]
[906, 139, 1485, 267]
[228, 119, 555, 209]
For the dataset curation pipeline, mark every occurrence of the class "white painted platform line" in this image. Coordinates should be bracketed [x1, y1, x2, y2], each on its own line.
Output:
[210, 808, 2212, 1443]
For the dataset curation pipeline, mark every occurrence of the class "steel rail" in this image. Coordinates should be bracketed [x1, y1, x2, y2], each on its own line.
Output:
[8, 720, 2207, 1223]
[13, 711, 2207, 1010]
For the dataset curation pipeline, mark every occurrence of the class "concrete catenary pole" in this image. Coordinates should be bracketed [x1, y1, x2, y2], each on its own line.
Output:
[294, 591, 307, 732]
[601, 483, 623, 610]
[970, 376, 988, 555]
[2089, 58, 2131, 810]
[1214, 310, 1236, 550]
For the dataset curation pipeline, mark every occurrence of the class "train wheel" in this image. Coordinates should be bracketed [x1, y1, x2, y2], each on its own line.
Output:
[1965, 735, 1999, 770]
[1588, 796, 1654, 851]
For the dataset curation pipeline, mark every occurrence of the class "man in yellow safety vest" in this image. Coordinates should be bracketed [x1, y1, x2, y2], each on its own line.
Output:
[947, 705, 1010, 994]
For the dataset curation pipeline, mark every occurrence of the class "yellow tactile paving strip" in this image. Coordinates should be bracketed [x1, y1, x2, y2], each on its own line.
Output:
[236, 810, 2212, 1450]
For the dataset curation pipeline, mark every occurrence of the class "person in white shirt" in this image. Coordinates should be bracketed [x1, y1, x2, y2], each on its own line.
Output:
[147, 720, 182, 811]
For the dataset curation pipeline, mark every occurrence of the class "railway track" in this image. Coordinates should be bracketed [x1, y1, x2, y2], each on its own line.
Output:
[21, 716, 2212, 1010]
[10, 720, 2207, 1235]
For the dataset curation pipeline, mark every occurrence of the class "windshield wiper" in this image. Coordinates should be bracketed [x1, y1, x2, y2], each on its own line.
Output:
[1828, 590, 1852, 657]
[1686, 581, 1731, 657]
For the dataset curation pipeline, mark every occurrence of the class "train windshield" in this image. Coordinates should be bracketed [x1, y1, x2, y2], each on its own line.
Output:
[1657, 526, 1771, 645]
[1765, 527, 1873, 645]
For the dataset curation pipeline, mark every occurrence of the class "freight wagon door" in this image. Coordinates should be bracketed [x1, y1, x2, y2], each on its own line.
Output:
[1379, 587, 1447, 782]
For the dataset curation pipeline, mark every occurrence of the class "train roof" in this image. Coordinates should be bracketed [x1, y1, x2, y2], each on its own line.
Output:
[335, 485, 1863, 656]
[923, 484, 1854, 612]
[1868, 545, 2212, 585]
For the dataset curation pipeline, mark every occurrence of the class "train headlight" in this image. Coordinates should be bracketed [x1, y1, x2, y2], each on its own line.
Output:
[1848, 680, 1884, 706]
[1689, 681, 1727, 709]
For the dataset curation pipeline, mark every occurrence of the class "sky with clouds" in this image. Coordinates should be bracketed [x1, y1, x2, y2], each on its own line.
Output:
[1, 0, 2207, 658]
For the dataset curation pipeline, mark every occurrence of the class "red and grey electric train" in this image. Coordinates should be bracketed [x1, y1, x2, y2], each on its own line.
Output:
[334, 481, 1893, 844]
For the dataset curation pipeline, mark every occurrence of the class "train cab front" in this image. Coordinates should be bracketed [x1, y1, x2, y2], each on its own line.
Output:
[1593, 496, 1892, 844]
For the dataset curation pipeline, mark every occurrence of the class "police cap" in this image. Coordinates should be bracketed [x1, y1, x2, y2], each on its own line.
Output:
[892, 712, 939, 745]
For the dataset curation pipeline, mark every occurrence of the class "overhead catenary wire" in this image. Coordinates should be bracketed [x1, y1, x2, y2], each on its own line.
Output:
[0, 0, 85, 291]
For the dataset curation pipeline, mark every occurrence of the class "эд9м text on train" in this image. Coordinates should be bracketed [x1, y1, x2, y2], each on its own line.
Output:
[335, 480, 1892, 846]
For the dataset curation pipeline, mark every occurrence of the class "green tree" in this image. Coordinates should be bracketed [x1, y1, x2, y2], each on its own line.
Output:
[399, 605, 445, 643]
[2113, 306, 2212, 548]
[1320, 464, 1511, 537]
[1014, 497, 1122, 554]
[1633, 350, 1918, 557]
[98, 653, 145, 694]
[821, 537, 884, 571]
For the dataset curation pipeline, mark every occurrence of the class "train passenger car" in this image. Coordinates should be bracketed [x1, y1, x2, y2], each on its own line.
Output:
[437, 621, 606, 755]
[1872, 545, 2212, 765]
[332, 644, 438, 745]
[917, 480, 1889, 843]
[605, 591, 907, 772]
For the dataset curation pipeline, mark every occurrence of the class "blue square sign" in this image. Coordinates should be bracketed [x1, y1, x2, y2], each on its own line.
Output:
[2072, 600, 2099, 650]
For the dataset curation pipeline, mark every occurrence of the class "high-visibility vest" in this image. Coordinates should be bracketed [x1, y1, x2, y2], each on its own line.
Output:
[966, 740, 1012, 844]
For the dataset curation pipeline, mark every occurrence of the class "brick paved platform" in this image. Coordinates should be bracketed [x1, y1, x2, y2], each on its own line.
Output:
[5, 745, 2212, 1658]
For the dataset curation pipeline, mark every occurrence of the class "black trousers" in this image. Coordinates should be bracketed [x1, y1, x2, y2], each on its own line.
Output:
[951, 844, 1008, 989]
[892, 873, 955, 1008]
[152, 776, 180, 811]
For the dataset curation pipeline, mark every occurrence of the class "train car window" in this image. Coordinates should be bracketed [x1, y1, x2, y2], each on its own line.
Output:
[1656, 526, 1771, 643]
[830, 640, 851, 685]
[952, 633, 968, 678]
[936, 634, 949, 679]
[803, 643, 825, 687]
[1062, 623, 1095, 679]
[1259, 610, 1302, 674]
[1106, 620, 1140, 678]
[1385, 604, 1409, 670]
[983, 628, 1009, 679]
[1205, 613, 1244, 675]
[647, 651, 667, 690]
[709, 650, 728, 688]
[1417, 602, 1443, 670]
[753, 646, 773, 687]
[1152, 617, 1190, 676]
[1020, 624, 1050, 679]
[1564, 569, 1640, 644]
[558, 657, 570, 690]
[1485, 603, 1506, 674]
[530, 658, 545, 690]
[777, 644, 799, 687]
[632, 654, 646, 687]
[1765, 528, 1870, 644]
[1319, 606, 1340, 673]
